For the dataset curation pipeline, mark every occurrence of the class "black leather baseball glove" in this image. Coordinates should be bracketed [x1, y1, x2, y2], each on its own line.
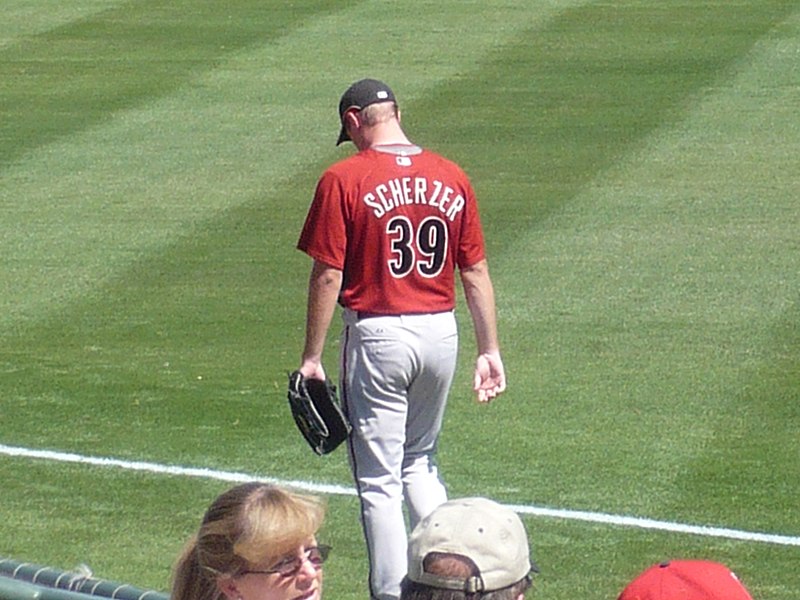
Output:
[287, 370, 351, 455]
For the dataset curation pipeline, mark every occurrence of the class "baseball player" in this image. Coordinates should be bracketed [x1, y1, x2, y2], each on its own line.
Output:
[296, 78, 506, 600]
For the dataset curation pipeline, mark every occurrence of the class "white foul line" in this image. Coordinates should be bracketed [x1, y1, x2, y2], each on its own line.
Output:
[0, 443, 355, 497]
[2, 443, 799, 547]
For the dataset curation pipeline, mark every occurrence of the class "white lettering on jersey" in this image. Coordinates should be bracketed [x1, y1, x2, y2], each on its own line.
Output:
[445, 193, 465, 220]
[363, 192, 385, 218]
[428, 180, 442, 208]
[362, 177, 465, 222]
[414, 177, 427, 204]
[376, 183, 393, 212]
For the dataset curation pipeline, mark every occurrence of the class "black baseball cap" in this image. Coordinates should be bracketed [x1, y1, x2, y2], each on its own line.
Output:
[337, 79, 397, 145]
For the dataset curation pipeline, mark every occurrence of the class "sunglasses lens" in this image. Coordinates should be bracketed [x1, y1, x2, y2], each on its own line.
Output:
[275, 546, 330, 576]
[308, 545, 330, 566]
[274, 560, 299, 577]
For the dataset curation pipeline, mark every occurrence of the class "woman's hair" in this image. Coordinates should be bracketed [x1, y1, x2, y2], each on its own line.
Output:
[171, 482, 326, 600]
[400, 553, 532, 600]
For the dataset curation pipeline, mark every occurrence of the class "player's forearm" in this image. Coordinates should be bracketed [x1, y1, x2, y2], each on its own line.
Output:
[301, 260, 343, 366]
[460, 259, 500, 355]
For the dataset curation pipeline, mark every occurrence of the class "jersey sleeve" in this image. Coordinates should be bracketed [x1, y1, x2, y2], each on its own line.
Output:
[455, 177, 487, 269]
[297, 170, 348, 270]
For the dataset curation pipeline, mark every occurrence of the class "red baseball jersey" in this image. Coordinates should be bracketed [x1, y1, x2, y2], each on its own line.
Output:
[297, 147, 486, 314]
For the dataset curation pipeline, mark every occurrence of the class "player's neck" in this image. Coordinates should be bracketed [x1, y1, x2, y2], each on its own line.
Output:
[359, 122, 411, 150]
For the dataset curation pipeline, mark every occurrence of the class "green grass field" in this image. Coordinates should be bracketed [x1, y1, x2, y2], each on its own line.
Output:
[2, 1, 799, 599]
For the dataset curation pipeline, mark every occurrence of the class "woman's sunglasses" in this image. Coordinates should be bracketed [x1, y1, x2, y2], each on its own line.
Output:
[241, 545, 331, 578]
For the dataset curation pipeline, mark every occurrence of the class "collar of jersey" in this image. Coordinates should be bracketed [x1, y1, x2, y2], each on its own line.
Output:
[371, 144, 423, 156]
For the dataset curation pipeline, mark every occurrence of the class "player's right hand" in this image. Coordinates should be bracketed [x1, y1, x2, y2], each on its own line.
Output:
[299, 359, 326, 382]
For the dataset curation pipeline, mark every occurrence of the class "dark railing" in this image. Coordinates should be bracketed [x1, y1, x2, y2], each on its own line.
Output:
[0, 559, 168, 600]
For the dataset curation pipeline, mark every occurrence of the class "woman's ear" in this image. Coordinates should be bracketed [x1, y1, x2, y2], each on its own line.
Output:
[216, 575, 242, 600]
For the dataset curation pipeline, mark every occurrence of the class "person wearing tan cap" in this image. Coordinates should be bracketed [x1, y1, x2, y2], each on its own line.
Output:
[618, 560, 754, 600]
[401, 497, 538, 600]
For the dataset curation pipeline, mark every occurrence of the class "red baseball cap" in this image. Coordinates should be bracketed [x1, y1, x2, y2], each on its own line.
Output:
[618, 560, 753, 600]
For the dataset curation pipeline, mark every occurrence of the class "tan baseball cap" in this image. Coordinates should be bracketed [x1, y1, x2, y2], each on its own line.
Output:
[407, 497, 538, 593]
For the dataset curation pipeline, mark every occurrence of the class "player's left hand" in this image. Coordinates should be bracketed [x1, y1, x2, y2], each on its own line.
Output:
[473, 351, 506, 403]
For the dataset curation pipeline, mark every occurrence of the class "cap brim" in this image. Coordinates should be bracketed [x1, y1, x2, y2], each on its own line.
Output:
[336, 124, 349, 145]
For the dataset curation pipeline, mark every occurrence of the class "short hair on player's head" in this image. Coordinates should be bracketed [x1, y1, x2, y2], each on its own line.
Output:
[400, 552, 532, 600]
[359, 101, 399, 127]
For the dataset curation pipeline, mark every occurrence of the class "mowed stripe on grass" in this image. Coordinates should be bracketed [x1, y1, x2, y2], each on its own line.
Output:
[2, 2, 799, 599]
[432, 0, 800, 550]
[0, 0, 583, 328]
[3, 442, 800, 547]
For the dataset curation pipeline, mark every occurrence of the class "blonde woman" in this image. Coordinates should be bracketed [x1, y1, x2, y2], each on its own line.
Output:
[172, 482, 327, 600]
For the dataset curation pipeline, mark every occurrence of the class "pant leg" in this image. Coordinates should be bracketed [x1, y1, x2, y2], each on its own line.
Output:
[402, 311, 458, 529]
[341, 311, 416, 600]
